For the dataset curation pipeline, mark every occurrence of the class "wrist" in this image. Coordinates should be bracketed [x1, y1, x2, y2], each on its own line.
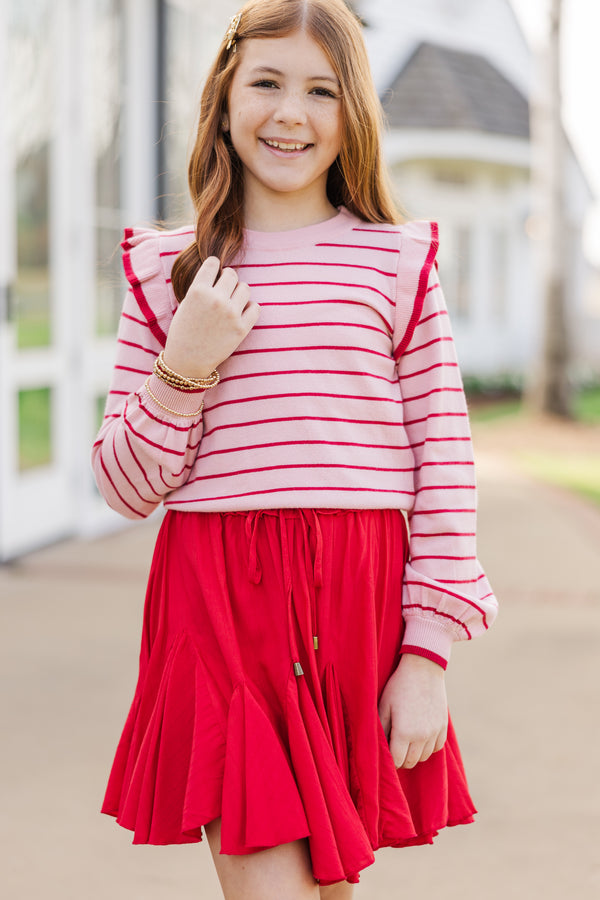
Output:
[399, 652, 446, 676]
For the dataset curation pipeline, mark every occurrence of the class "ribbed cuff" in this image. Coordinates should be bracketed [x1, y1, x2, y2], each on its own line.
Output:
[143, 373, 206, 418]
[401, 615, 455, 669]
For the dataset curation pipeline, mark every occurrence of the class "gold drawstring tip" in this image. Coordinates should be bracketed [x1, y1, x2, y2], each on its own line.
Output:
[293, 661, 304, 677]
[313, 635, 319, 650]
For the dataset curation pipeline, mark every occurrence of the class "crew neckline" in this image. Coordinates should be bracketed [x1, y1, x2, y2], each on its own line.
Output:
[243, 206, 359, 251]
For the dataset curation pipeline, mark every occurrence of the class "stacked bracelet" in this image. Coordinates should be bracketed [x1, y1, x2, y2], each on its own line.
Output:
[144, 378, 204, 417]
[153, 351, 220, 391]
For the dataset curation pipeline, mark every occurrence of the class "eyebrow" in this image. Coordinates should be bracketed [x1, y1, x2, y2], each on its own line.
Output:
[249, 66, 340, 85]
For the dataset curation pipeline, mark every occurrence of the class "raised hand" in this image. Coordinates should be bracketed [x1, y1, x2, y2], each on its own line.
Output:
[378, 653, 448, 769]
[163, 257, 260, 379]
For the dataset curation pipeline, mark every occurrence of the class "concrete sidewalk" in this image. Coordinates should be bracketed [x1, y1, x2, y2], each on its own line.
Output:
[1, 450, 599, 899]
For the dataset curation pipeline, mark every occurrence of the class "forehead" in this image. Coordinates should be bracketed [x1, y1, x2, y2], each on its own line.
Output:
[235, 30, 338, 80]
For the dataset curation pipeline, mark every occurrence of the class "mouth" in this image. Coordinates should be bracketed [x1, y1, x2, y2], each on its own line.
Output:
[260, 138, 312, 153]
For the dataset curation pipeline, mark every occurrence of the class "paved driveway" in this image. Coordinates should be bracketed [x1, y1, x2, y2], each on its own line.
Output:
[1, 450, 599, 899]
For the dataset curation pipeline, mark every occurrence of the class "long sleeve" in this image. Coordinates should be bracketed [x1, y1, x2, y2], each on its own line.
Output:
[91, 230, 205, 519]
[393, 223, 498, 669]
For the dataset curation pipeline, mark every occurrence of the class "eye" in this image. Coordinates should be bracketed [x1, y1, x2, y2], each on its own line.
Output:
[252, 80, 278, 89]
[310, 87, 338, 98]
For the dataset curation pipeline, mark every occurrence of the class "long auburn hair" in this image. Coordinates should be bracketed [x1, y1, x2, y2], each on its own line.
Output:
[171, 0, 402, 303]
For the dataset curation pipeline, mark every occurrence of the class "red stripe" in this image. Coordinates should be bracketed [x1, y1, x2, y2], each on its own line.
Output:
[404, 412, 469, 427]
[112, 433, 156, 506]
[402, 604, 472, 638]
[426, 282, 440, 294]
[98, 446, 146, 519]
[394, 221, 439, 360]
[410, 508, 476, 515]
[207, 390, 402, 413]
[404, 581, 489, 626]
[419, 309, 448, 325]
[258, 298, 393, 333]
[410, 532, 476, 538]
[402, 336, 453, 357]
[418, 460, 474, 468]
[122, 311, 151, 327]
[402, 386, 464, 404]
[236, 259, 397, 278]
[399, 361, 459, 381]
[116, 364, 151, 376]
[185, 461, 416, 485]
[418, 483, 476, 491]
[436, 578, 479, 585]
[196, 438, 413, 460]
[202, 414, 409, 439]
[234, 344, 391, 361]
[124, 417, 201, 457]
[167, 484, 414, 504]
[219, 368, 397, 387]
[247, 278, 394, 306]
[252, 320, 389, 338]
[124, 431, 162, 498]
[401, 645, 448, 670]
[117, 338, 157, 357]
[316, 242, 400, 255]
[165, 457, 196, 481]
[410, 555, 477, 562]
[138, 394, 203, 431]
[122, 245, 168, 346]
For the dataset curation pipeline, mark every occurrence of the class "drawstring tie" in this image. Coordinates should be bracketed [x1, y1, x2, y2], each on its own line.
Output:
[244, 510, 324, 675]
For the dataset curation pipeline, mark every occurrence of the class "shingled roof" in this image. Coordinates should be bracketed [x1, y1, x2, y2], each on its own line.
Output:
[382, 41, 530, 138]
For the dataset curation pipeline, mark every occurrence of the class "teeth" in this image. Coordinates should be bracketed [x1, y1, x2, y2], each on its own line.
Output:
[264, 139, 309, 151]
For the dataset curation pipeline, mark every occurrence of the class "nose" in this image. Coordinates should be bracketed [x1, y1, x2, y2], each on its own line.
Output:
[273, 90, 308, 126]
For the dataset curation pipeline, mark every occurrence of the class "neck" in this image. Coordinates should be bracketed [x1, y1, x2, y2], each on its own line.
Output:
[243, 189, 338, 233]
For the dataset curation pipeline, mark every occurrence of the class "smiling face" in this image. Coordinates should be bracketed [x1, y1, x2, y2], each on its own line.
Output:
[225, 30, 344, 228]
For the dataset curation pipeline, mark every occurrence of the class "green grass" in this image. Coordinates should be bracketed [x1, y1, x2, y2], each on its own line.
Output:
[18, 387, 53, 471]
[468, 398, 522, 424]
[576, 386, 600, 424]
[519, 452, 600, 507]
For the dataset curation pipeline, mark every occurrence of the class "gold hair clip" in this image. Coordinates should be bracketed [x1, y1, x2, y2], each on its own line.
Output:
[225, 12, 242, 52]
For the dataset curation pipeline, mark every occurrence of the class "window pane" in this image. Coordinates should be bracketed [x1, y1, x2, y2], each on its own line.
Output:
[18, 387, 53, 471]
[10, 0, 53, 348]
[94, 0, 126, 336]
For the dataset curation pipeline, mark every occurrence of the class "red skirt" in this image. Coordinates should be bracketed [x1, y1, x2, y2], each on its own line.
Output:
[101, 508, 475, 885]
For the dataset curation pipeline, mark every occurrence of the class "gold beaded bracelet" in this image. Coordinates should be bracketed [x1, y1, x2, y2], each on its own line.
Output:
[144, 378, 204, 418]
[154, 351, 220, 391]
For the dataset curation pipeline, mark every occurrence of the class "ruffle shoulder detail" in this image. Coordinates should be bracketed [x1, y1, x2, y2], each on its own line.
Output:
[392, 220, 440, 359]
[120, 225, 193, 346]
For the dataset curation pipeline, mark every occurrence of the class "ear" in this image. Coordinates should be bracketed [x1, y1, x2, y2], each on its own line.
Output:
[221, 113, 230, 132]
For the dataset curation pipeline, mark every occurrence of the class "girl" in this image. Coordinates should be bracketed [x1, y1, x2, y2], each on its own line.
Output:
[93, 1, 498, 898]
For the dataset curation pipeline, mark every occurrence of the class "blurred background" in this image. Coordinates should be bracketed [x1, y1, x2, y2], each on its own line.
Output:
[1, 1, 599, 898]
[0, 0, 599, 559]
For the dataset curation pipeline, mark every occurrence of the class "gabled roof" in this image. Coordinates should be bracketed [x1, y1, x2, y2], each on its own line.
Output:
[382, 41, 530, 138]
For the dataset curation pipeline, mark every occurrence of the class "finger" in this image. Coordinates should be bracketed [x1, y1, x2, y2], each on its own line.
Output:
[434, 726, 448, 754]
[193, 256, 221, 287]
[418, 736, 437, 764]
[240, 300, 261, 329]
[215, 266, 240, 297]
[399, 742, 424, 769]
[389, 732, 411, 768]
[378, 703, 392, 741]
[229, 279, 252, 313]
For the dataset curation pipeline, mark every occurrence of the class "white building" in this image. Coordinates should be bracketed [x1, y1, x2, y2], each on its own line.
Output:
[360, 0, 594, 380]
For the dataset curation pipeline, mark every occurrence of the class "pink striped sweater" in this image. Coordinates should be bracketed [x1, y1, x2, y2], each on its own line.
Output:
[92, 207, 497, 667]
